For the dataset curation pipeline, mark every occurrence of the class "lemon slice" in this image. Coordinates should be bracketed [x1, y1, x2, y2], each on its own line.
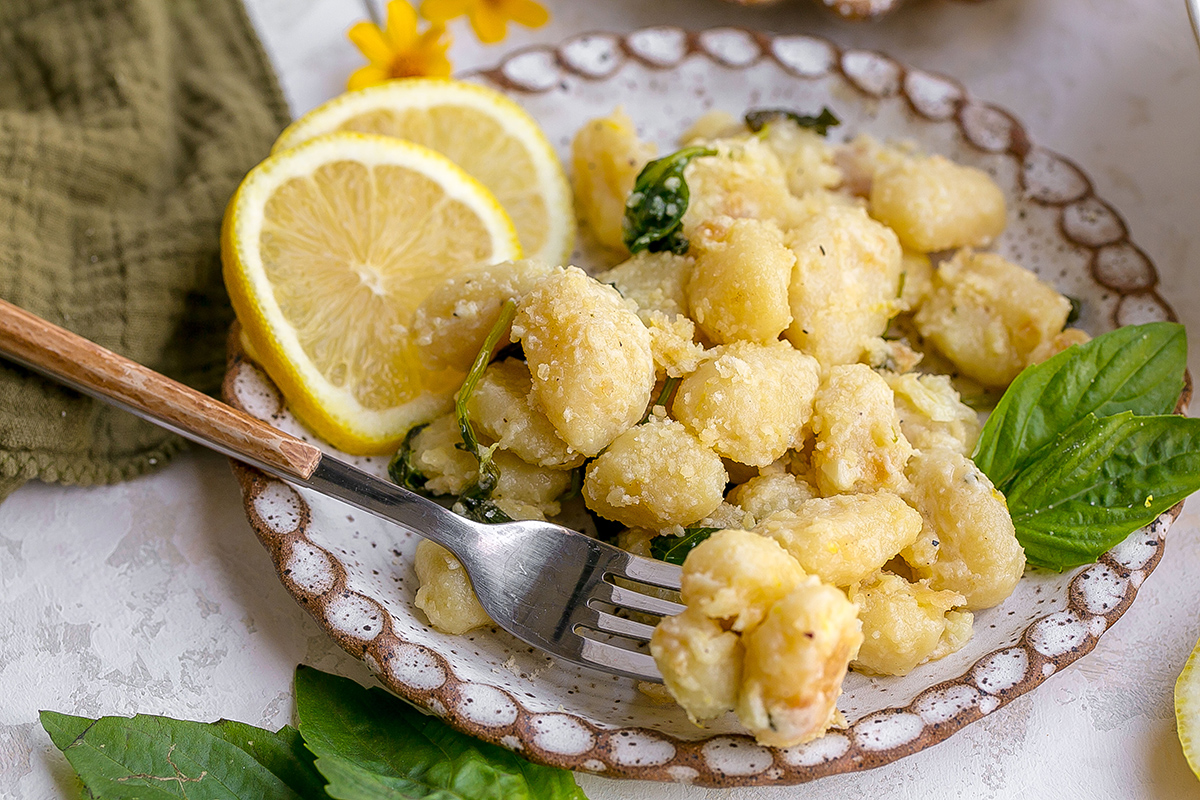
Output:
[272, 78, 573, 266]
[223, 132, 522, 454]
[1178, 633, 1200, 778]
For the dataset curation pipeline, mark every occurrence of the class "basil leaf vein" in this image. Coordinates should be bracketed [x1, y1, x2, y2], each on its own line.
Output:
[973, 321, 1186, 489]
[40, 710, 323, 799]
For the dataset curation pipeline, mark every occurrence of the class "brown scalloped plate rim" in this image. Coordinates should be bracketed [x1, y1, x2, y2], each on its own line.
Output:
[223, 28, 1188, 787]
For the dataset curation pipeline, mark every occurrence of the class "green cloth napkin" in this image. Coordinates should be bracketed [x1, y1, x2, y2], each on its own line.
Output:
[0, 0, 290, 501]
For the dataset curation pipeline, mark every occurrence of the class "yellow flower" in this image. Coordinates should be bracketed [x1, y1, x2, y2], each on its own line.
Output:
[347, 1, 453, 91]
[421, 0, 549, 45]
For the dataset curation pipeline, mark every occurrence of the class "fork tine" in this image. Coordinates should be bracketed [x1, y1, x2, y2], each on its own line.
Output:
[581, 609, 658, 642]
[596, 582, 686, 618]
[611, 554, 682, 591]
[578, 637, 662, 682]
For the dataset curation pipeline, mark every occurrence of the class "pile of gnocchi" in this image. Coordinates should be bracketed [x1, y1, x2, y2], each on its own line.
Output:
[397, 108, 1088, 748]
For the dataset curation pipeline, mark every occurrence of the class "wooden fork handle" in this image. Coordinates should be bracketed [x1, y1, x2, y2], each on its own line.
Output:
[0, 297, 322, 481]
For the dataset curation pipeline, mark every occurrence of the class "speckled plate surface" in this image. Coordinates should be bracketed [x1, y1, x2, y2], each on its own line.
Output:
[223, 29, 1185, 787]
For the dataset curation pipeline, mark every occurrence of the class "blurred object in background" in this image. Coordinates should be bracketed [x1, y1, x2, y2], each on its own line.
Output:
[721, 0, 991, 21]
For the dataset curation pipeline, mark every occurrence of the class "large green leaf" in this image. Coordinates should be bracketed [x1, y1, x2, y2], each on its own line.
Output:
[293, 666, 587, 800]
[39, 711, 323, 799]
[972, 322, 1186, 489]
[1005, 412, 1200, 570]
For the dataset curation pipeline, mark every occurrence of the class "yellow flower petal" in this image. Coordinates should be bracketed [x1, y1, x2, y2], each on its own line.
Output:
[468, 3, 508, 44]
[500, 0, 549, 28]
[420, 0, 470, 23]
[347, 21, 394, 67]
[419, 51, 454, 77]
[384, 0, 420, 50]
[347, 64, 391, 91]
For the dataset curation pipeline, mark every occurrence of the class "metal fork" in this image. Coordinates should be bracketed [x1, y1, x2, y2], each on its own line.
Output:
[0, 298, 683, 681]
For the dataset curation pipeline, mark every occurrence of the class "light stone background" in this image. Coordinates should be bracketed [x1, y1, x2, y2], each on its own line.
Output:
[2, 0, 1200, 797]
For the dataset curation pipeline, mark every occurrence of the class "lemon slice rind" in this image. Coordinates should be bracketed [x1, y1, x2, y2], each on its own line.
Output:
[223, 131, 521, 454]
[272, 78, 573, 266]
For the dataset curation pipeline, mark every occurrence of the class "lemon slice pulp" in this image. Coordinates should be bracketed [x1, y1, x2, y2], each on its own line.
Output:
[223, 132, 521, 454]
[272, 78, 573, 266]
[1177, 631, 1200, 778]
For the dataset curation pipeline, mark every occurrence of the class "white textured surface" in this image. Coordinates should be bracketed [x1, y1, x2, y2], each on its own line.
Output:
[3, 0, 1200, 798]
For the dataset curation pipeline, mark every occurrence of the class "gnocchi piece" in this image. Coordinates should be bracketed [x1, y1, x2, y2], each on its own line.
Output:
[650, 607, 744, 722]
[408, 414, 477, 496]
[643, 310, 706, 378]
[899, 249, 934, 312]
[513, 267, 655, 456]
[863, 337, 924, 374]
[902, 448, 1025, 610]
[737, 579, 863, 748]
[412, 260, 554, 372]
[595, 250, 693, 319]
[681, 137, 805, 234]
[760, 119, 844, 197]
[597, 251, 704, 377]
[849, 571, 971, 676]
[617, 527, 657, 558]
[413, 540, 491, 634]
[490, 497, 548, 522]
[870, 153, 1007, 253]
[756, 492, 923, 588]
[692, 501, 756, 532]
[493, 451, 573, 518]
[680, 110, 745, 143]
[571, 109, 657, 252]
[913, 249, 1072, 388]
[672, 340, 821, 467]
[1030, 327, 1092, 364]
[833, 134, 912, 198]
[810, 365, 914, 495]
[680, 528, 807, 633]
[687, 218, 795, 345]
[929, 610, 974, 663]
[409, 413, 570, 516]
[584, 414, 727, 529]
[728, 467, 817, 522]
[784, 203, 905, 367]
[883, 371, 981, 456]
[466, 359, 585, 468]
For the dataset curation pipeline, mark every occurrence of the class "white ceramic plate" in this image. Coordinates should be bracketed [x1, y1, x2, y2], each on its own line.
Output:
[223, 28, 1184, 787]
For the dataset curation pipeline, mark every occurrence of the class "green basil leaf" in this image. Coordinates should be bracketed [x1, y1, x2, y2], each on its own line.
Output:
[210, 720, 328, 799]
[388, 424, 431, 493]
[294, 666, 587, 800]
[39, 711, 321, 799]
[1065, 295, 1082, 326]
[1005, 412, 1200, 570]
[639, 376, 680, 424]
[452, 298, 519, 512]
[973, 322, 1186, 489]
[622, 146, 715, 255]
[455, 492, 513, 524]
[650, 527, 721, 565]
[744, 107, 840, 136]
